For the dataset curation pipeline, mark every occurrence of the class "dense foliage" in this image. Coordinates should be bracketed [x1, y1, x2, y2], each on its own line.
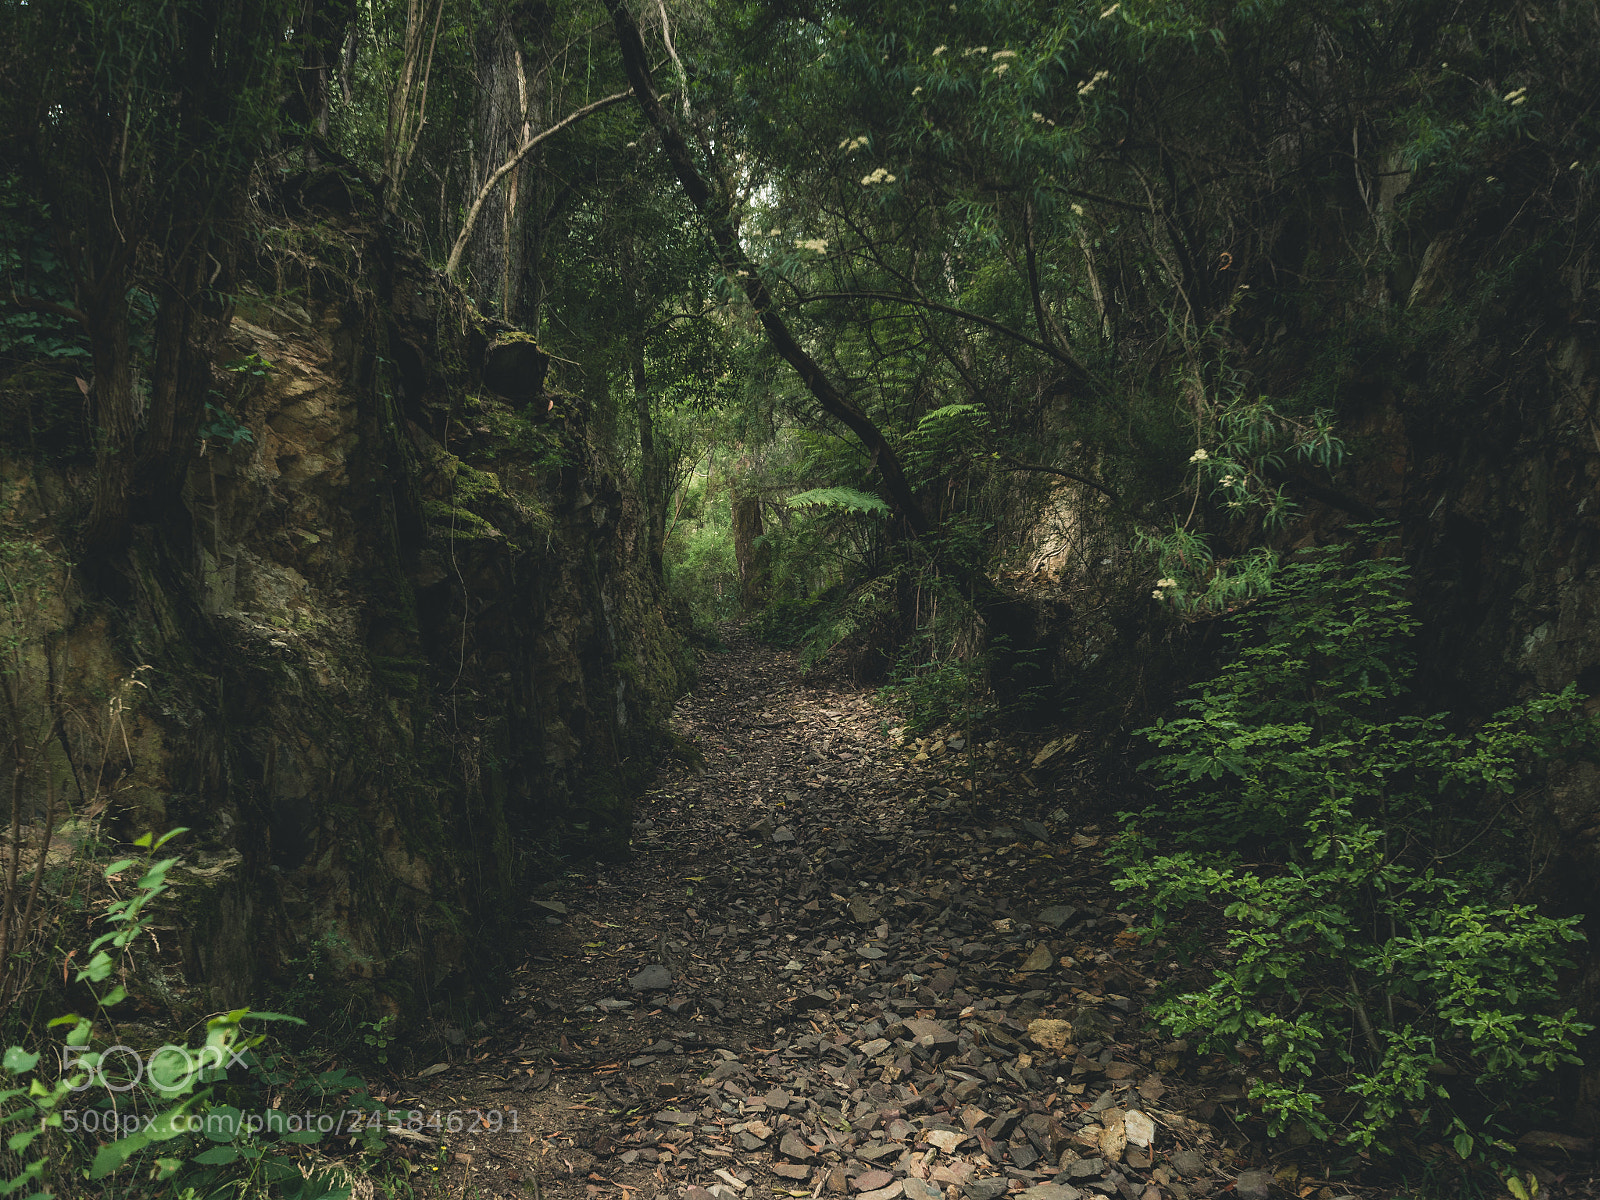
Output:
[2, 0, 1599, 1193]
[1116, 535, 1594, 1172]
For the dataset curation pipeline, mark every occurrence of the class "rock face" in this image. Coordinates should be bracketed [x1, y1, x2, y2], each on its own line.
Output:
[0, 207, 687, 1028]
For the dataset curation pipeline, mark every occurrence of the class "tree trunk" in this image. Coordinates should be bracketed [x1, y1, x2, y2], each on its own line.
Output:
[731, 491, 769, 611]
[632, 338, 666, 580]
[467, 2, 549, 322]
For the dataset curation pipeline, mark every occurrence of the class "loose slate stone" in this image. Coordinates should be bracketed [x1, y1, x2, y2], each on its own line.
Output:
[860, 1184, 905, 1200]
[773, 826, 797, 844]
[904, 1178, 944, 1200]
[960, 1107, 992, 1131]
[853, 1170, 895, 1192]
[857, 1142, 902, 1163]
[923, 1130, 966, 1154]
[1234, 1170, 1273, 1200]
[933, 1163, 973, 1186]
[779, 1131, 816, 1162]
[1026, 1020, 1073, 1053]
[774, 1163, 813, 1180]
[859, 945, 888, 960]
[1167, 1150, 1204, 1178]
[655, 1111, 696, 1126]
[1036, 906, 1076, 928]
[1020, 946, 1055, 973]
[1123, 1111, 1154, 1149]
[793, 990, 833, 1012]
[902, 1019, 957, 1045]
[765, 1087, 794, 1109]
[965, 1179, 1010, 1200]
[686, 1187, 719, 1200]
[850, 897, 880, 924]
[630, 963, 674, 991]
[531, 900, 568, 916]
[1020, 1186, 1082, 1200]
[859, 1037, 892, 1058]
[930, 968, 959, 994]
[706, 1058, 745, 1082]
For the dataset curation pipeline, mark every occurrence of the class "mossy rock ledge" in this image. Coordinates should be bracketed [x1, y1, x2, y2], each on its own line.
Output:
[0, 207, 689, 1035]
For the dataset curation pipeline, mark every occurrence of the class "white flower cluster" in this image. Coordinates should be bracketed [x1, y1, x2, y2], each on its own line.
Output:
[1504, 86, 1528, 106]
[1152, 577, 1178, 600]
[794, 237, 829, 253]
[1078, 69, 1110, 96]
[1100, 3, 1120, 16]
[1188, 448, 1209, 463]
[992, 50, 1016, 60]
[861, 167, 897, 185]
[838, 134, 870, 152]
[933, 44, 947, 55]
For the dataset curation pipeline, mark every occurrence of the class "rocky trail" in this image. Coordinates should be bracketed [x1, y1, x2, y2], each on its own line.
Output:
[391, 630, 1347, 1200]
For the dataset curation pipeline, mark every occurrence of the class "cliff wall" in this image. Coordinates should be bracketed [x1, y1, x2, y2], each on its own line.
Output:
[0, 190, 687, 1032]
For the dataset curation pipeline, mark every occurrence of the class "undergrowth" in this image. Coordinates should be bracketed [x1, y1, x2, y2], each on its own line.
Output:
[1112, 527, 1592, 1192]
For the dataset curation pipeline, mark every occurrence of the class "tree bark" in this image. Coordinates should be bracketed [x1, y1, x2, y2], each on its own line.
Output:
[466, 1, 551, 321]
[631, 337, 667, 580]
[731, 490, 769, 610]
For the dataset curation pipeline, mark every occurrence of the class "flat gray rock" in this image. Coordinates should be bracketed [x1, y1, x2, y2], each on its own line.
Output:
[1020, 1186, 1081, 1200]
[1168, 1150, 1204, 1178]
[773, 825, 797, 843]
[779, 1130, 816, 1162]
[1234, 1169, 1273, 1200]
[1036, 906, 1076, 927]
[903, 1179, 943, 1200]
[849, 897, 879, 923]
[964, 1179, 1009, 1200]
[628, 964, 674, 991]
[531, 899, 568, 915]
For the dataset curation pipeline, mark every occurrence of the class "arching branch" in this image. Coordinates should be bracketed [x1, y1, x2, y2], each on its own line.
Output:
[444, 90, 633, 280]
[797, 289, 1093, 387]
[603, 0, 928, 538]
[1004, 458, 1121, 504]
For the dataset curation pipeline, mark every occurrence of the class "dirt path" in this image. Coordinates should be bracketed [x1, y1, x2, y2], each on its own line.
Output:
[396, 630, 1281, 1200]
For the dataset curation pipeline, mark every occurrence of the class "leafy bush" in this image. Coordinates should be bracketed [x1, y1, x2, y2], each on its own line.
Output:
[664, 499, 740, 634]
[0, 831, 379, 1199]
[753, 596, 825, 646]
[1113, 530, 1593, 1168]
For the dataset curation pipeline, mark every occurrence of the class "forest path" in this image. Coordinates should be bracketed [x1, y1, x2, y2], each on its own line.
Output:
[406, 629, 1258, 1200]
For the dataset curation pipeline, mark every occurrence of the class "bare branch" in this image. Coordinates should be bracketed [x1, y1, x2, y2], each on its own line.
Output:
[444, 90, 633, 279]
[1004, 458, 1121, 504]
[798, 289, 1093, 386]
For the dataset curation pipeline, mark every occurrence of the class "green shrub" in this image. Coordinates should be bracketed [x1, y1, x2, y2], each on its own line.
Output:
[1113, 529, 1593, 1170]
[754, 596, 824, 646]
